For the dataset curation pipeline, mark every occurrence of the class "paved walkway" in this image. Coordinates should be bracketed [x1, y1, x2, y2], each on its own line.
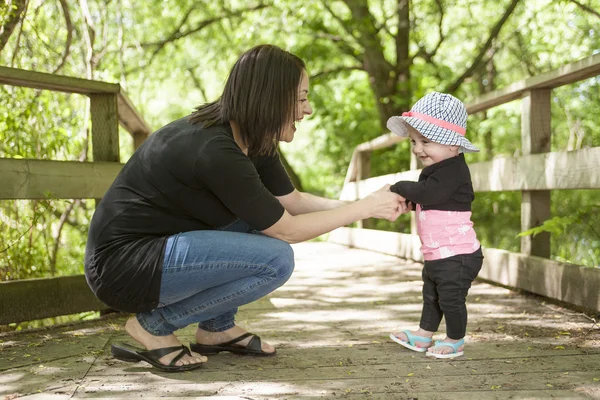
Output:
[1, 242, 599, 399]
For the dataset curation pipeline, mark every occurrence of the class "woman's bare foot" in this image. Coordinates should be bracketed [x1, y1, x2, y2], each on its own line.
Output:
[196, 325, 275, 354]
[125, 317, 207, 366]
[428, 337, 464, 355]
[391, 328, 434, 349]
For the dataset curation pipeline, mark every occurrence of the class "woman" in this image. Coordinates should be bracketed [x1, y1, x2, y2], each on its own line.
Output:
[85, 44, 404, 372]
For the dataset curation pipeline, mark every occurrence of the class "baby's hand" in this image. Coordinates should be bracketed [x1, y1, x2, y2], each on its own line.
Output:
[386, 187, 410, 215]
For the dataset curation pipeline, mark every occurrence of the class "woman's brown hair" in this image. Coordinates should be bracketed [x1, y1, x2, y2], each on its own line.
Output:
[189, 44, 306, 156]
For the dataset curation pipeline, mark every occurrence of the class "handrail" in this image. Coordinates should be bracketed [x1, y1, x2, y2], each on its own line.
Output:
[345, 52, 600, 180]
[0, 67, 154, 325]
[336, 52, 600, 312]
[0, 66, 151, 142]
[466, 52, 600, 114]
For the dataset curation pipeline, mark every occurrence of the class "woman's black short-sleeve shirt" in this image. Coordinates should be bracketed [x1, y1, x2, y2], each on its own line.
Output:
[84, 117, 294, 312]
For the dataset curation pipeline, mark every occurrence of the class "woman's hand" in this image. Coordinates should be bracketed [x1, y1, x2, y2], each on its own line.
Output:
[363, 185, 406, 221]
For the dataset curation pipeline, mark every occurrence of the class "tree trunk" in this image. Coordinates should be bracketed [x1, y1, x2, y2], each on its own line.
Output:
[0, 0, 27, 54]
[342, 0, 412, 128]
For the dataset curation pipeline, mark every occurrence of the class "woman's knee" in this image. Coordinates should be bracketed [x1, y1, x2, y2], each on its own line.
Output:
[266, 239, 295, 281]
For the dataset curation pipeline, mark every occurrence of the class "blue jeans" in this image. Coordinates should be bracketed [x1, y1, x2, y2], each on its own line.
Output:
[136, 220, 295, 336]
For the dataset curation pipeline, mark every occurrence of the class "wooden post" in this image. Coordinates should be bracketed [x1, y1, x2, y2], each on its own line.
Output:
[520, 89, 551, 257]
[90, 93, 119, 204]
[356, 150, 372, 229]
[133, 131, 146, 150]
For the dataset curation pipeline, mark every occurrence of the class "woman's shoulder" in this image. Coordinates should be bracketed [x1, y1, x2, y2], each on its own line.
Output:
[152, 118, 235, 150]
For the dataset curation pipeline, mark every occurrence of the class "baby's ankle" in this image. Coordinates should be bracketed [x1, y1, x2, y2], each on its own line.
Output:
[415, 328, 435, 337]
[443, 336, 464, 343]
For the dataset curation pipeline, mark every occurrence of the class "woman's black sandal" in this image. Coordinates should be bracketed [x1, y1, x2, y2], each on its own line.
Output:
[190, 332, 276, 356]
[111, 343, 204, 372]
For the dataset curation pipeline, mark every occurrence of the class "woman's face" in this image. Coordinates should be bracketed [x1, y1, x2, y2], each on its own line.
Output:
[280, 70, 313, 143]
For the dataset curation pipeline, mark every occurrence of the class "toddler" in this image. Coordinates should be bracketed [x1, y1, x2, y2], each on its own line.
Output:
[388, 92, 484, 359]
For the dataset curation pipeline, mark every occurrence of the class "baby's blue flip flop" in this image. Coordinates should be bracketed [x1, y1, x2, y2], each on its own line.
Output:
[426, 338, 465, 359]
[389, 330, 432, 352]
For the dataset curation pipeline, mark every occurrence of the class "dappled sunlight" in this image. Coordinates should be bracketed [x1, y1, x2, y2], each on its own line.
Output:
[0, 371, 25, 384]
[2, 243, 598, 398]
[264, 309, 395, 324]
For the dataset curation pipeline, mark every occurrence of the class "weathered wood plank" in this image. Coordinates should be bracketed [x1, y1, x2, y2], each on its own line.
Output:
[0, 66, 151, 143]
[117, 91, 151, 147]
[0, 66, 119, 94]
[328, 228, 600, 312]
[0, 158, 122, 199]
[466, 53, 600, 114]
[0, 275, 109, 325]
[340, 147, 600, 200]
[356, 133, 403, 152]
[72, 371, 600, 398]
[2, 243, 598, 399]
[520, 89, 552, 257]
[90, 94, 120, 163]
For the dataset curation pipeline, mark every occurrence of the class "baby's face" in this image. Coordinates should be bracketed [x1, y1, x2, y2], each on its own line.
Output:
[407, 125, 459, 166]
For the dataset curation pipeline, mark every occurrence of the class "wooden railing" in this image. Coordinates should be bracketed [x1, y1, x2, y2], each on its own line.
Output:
[332, 53, 600, 312]
[0, 67, 151, 324]
[1, 55, 599, 325]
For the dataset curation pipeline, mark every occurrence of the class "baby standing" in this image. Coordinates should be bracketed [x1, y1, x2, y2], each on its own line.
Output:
[388, 92, 484, 359]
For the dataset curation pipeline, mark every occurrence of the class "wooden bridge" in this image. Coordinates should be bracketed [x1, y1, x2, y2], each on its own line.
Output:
[0, 55, 599, 399]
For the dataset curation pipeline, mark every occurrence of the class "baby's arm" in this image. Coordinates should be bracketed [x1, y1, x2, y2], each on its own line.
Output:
[390, 165, 461, 205]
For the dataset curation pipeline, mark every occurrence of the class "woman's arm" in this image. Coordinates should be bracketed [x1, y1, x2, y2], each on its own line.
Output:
[276, 190, 348, 215]
[263, 185, 404, 244]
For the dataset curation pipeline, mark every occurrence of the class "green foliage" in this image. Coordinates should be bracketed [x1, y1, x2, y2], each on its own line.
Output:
[519, 191, 600, 268]
[1, 0, 600, 289]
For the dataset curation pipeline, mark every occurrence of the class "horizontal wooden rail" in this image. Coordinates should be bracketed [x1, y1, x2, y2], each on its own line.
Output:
[344, 53, 600, 185]
[467, 53, 600, 114]
[340, 147, 600, 200]
[329, 227, 600, 312]
[0, 66, 151, 141]
[0, 158, 122, 200]
[0, 275, 109, 325]
[0, 66, 119, 94]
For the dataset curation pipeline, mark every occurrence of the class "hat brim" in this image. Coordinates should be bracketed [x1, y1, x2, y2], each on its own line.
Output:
[387, 116, 479, 153]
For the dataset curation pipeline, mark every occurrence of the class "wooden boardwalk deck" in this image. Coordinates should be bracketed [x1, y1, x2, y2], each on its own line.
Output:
[1, 242, 599, 399]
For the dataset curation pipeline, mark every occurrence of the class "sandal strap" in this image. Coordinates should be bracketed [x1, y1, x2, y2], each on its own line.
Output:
[403, 330, 433, 346]
[245, 335, 262, 352]
[168, 346, 191, 367]
[139, 345, 190, 366]
[217, 332, 254, 347]
[432, 339, 465, 352]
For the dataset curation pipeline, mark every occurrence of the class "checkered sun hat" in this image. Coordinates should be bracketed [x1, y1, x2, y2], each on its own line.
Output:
[387, 92, 479, 153]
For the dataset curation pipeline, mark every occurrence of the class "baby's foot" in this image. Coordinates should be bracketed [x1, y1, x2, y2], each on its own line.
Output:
[390, 328, 434, 351]
[426, 337, 465, 359]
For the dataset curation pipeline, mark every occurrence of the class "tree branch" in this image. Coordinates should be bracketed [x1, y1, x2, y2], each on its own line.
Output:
[49, 200, 78, 276]
[395, 0, 410, 70]
[0, 0, 27, 54]
[429, 0, 445, 59]
[566, 0, 600, 19]
[52, 0, 73, 74]
[187, 67, 208, 102]
[310, 65, 365, 80]
[319, 0, 360, 43]
[9, 0, 29, 66]
[127, 3, 269, 75]
[302, 21, 362, 62]
[444, 0, 520, 93]
[410, 0, 445, 63]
